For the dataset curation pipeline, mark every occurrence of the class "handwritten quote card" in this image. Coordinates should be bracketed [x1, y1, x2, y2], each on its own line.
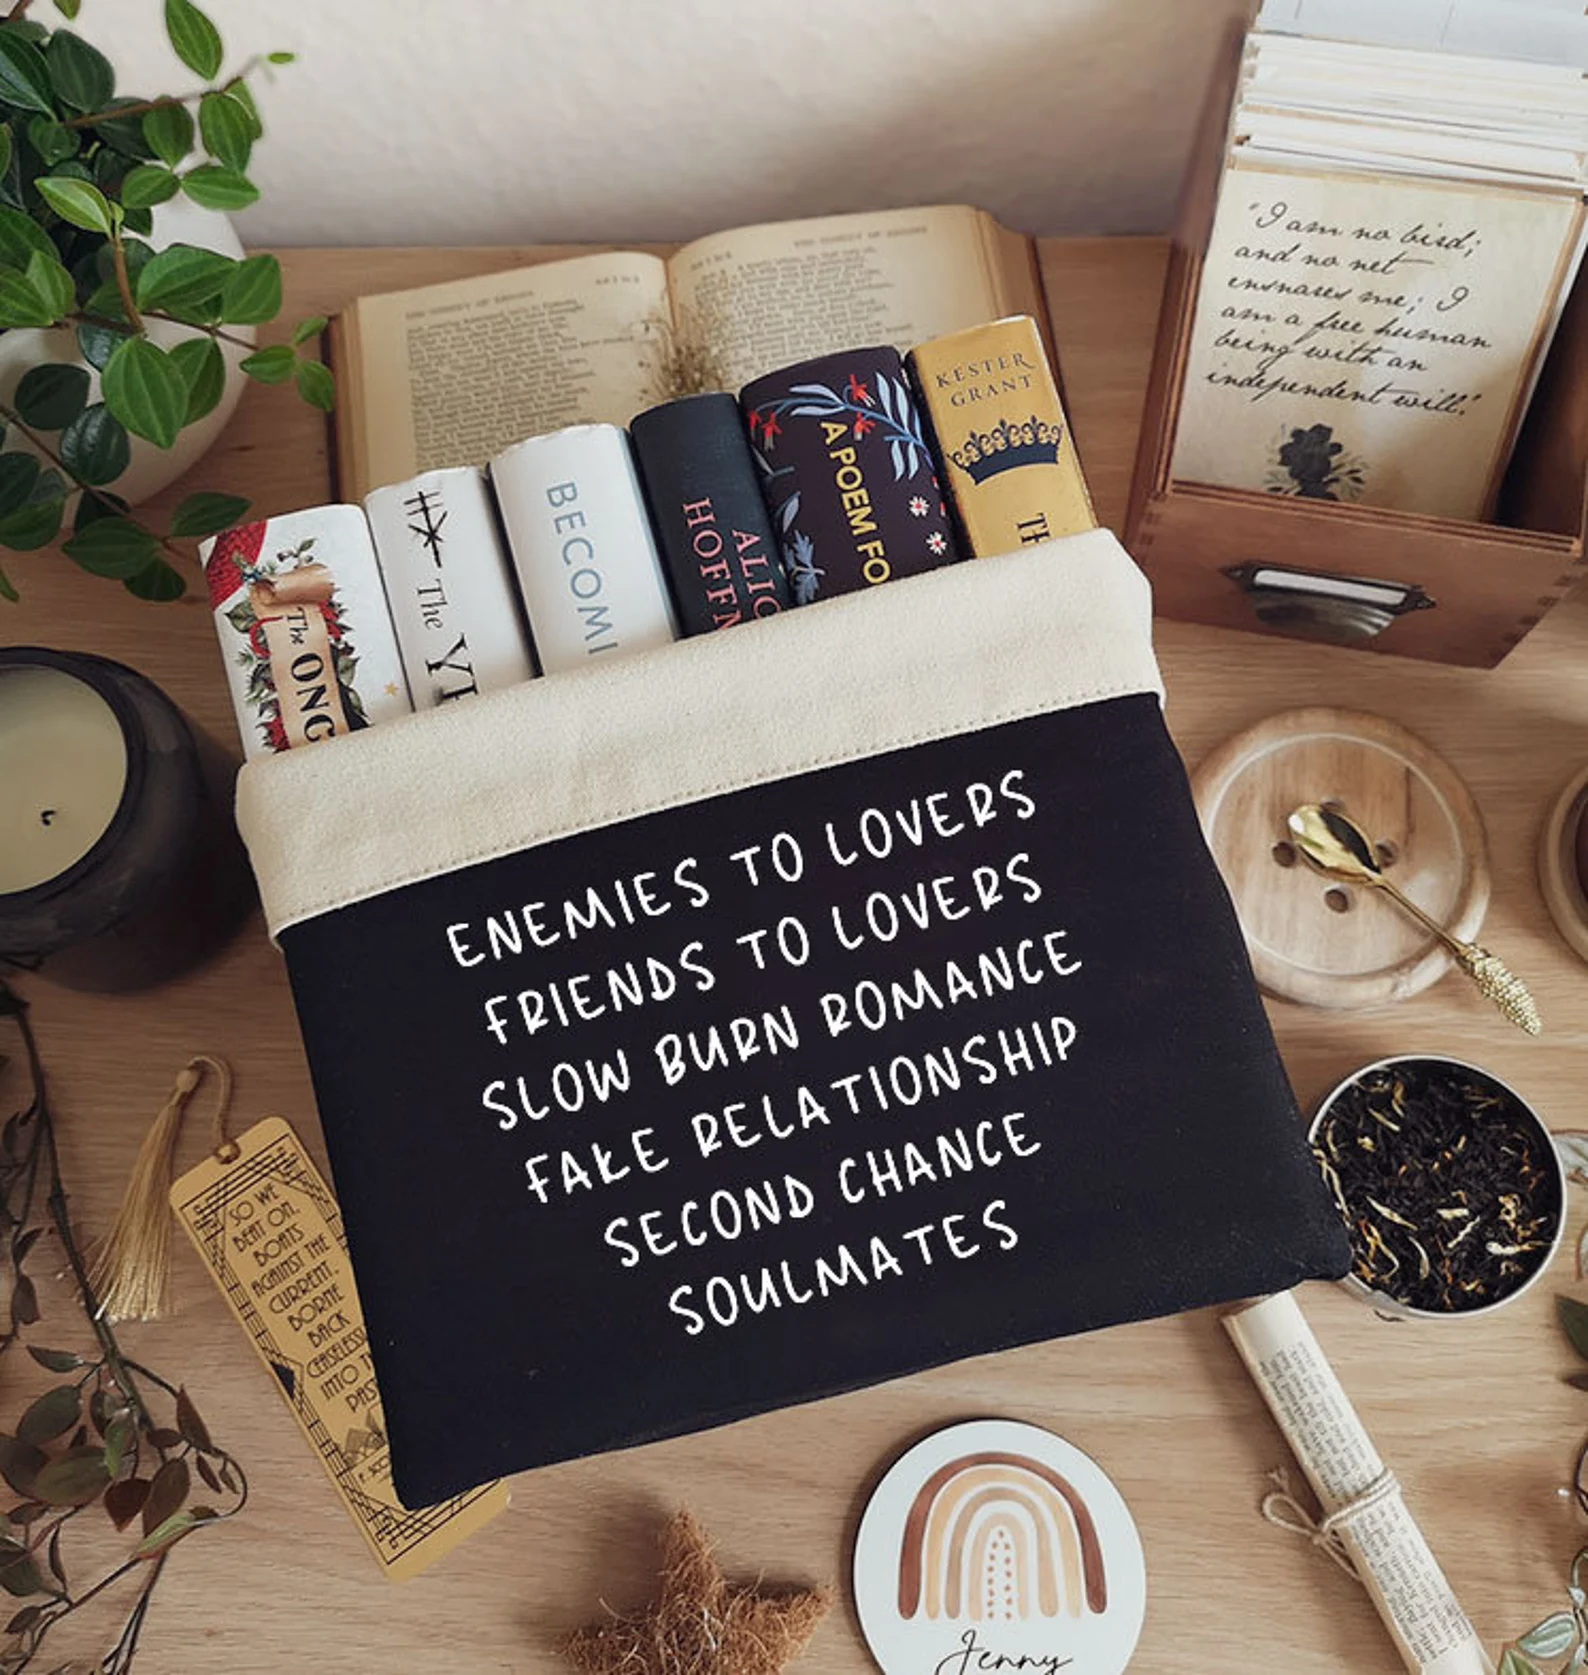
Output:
[1171, 163, 1584, 518]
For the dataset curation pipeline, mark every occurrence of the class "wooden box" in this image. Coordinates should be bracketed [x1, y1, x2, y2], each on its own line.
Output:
[1124, 33, 1588, 668]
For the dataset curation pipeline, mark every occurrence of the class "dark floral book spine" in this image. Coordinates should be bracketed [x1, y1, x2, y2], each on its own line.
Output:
[741, 346, 961, 603]
[630, 393, 791, 635]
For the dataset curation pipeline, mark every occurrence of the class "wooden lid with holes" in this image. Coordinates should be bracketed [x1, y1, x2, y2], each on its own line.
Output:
[1192, 707, 1490, 1009]
[1539, 763, 1588, 965]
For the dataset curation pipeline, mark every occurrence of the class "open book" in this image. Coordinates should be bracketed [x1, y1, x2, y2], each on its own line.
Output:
[329, 205, 1045, 501]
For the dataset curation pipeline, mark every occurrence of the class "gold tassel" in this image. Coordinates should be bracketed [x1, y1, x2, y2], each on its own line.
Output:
[90, 1054, 232, 1322]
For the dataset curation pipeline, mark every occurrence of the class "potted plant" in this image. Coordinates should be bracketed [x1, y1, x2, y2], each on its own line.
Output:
[0, 0, 327, 605]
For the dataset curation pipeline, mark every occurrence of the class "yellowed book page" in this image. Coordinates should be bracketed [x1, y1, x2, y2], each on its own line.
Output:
[668, 205, 1003, 390]
[346, 251, 670, 496]
[1170, 161, 1585, 519]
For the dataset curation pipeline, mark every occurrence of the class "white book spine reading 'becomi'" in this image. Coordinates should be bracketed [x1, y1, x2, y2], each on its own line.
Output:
[489, 424, 678, 675]
[365, 467, 535, 707]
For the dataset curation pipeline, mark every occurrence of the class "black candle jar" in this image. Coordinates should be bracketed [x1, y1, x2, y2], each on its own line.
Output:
[0, 647, 254, 991]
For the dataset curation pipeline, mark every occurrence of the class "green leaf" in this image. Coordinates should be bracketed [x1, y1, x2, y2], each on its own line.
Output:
[122, 202, 153, 237]
[76, 320, 129, 371]
[294, 357, 333, 412]
[170, 490, 248, 537]
[0, 32, 57, 115]
[25, 1347, 83, 1374]
[135, 1508, 196, 1557]
[13, 362, 87, 429]
[102, 1415, 133, 1477]
[1498, 1650, 1544, 1675]
[1560, 1296, 1588, 1362]
[35, 174, 112, 234]
[89, 96, 156, 161]
[54, 0, 83, 17]
[25, 114, 76, 167]
[60, 402, 129, 485]
[239, 341, 292, 384]
[164, 0, 223, 79]
[1519, 1612, 1580, 1661]
[0, 204, 52, 268]
[142, 102, 193, 169]
[0, 263, 53, 328]
[219, 252, 277, 324]
[0, 497, 62, 551]
[124, 555, 185, 601]
[169, 335, 224, 422]
[0, 562, 16, 603]
[180, 163, 257, 212]
[0, 1553, 42, 1598]
[101, 335, 189, 448]
[62, 514, 158, 577]
[198, 89, 250, 172]
[119, 162, 179, 208]
[17, 1386, 80, 1446]
[0, 123, 11, 182]
[31, 1446, 110, 1506]
[224, 80, 262, 140]
[133, 241, 232, 312]
[46, 29, 114, 113]
[24, 247, 72, 321]
[267, 50, 295, 65]
[0, 1437, 44, 1498]
[0, 452, 41, 514]
[290, 314, 327, 347]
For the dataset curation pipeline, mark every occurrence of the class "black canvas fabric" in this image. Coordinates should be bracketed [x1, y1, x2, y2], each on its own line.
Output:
[281, 691, 1348, 1508]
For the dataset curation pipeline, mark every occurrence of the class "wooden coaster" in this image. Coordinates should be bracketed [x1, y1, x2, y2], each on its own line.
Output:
[1193, 707, 1489, 1009]
[1539, 763, 1588, 965]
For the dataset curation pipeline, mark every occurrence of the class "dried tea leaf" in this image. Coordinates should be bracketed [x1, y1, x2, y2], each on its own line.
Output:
[102, 1475, 148, 1532]
[194, 1453, 218, 1493]
[141, 1456, 188, 1536]
[10, 1273, 37, 1326]
[1560, 1297, 1588, 1363]
[174, 1387, 212, 1454]
[17, 1387, 80, 1446]
[4, 1604, 40, 1633]
[44, 1526, 63, 1593]
[147, 1428, 181, 1451]
[1564, 1371, 1588, 1393]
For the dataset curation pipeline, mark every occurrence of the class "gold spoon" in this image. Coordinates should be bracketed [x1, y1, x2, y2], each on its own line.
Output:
[1286, 802, 1542, 1036]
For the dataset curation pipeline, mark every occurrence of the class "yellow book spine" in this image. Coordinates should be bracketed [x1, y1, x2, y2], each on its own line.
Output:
[909, 316, 1096, 556]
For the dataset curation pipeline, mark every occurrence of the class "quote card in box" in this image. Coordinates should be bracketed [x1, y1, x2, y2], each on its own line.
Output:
[235, 530, 1349, 1507]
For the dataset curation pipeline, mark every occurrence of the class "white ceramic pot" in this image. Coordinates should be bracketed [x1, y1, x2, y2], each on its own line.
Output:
[0, 196, 254, 507]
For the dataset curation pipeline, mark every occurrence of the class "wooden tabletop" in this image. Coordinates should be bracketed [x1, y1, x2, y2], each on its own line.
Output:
[5, 236, 1588, 1674]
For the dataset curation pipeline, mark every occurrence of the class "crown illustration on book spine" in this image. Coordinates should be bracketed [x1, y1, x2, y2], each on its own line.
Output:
[948, 415, 1065, 482]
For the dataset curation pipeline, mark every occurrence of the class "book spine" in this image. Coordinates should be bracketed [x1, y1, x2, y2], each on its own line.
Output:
[489, 424, 678, 674]
[907, 315, 1096, 557]
[364, 466, 536, 707]
[201, 505, 411, 760]
[740, 346, 961, 603]
[630, 393, 791, 634]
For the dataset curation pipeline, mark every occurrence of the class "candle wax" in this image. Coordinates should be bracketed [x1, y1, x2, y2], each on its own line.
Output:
[0, 666, 128, 895]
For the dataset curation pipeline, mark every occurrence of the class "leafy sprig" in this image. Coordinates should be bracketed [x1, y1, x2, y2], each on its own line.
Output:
[0, 980, 245, 1673]
[0, 0, 328, 603]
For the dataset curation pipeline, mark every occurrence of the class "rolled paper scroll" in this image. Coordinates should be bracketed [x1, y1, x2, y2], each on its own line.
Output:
[1224, 1291, 1492, 1675]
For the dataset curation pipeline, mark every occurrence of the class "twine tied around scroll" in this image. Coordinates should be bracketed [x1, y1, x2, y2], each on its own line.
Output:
[1261, 1466, 1401, 1583]
[90, 1054, 238, 1322]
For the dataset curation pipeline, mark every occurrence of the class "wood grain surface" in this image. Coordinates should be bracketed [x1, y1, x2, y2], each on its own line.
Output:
[3, 236, 1587, 1674]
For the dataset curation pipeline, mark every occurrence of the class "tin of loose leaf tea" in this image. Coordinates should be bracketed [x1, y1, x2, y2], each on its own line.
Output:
[1310, 1055, 1565, 1319]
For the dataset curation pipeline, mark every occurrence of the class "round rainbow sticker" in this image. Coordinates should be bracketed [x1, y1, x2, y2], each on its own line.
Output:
[853, 1419, 1146, 1674]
